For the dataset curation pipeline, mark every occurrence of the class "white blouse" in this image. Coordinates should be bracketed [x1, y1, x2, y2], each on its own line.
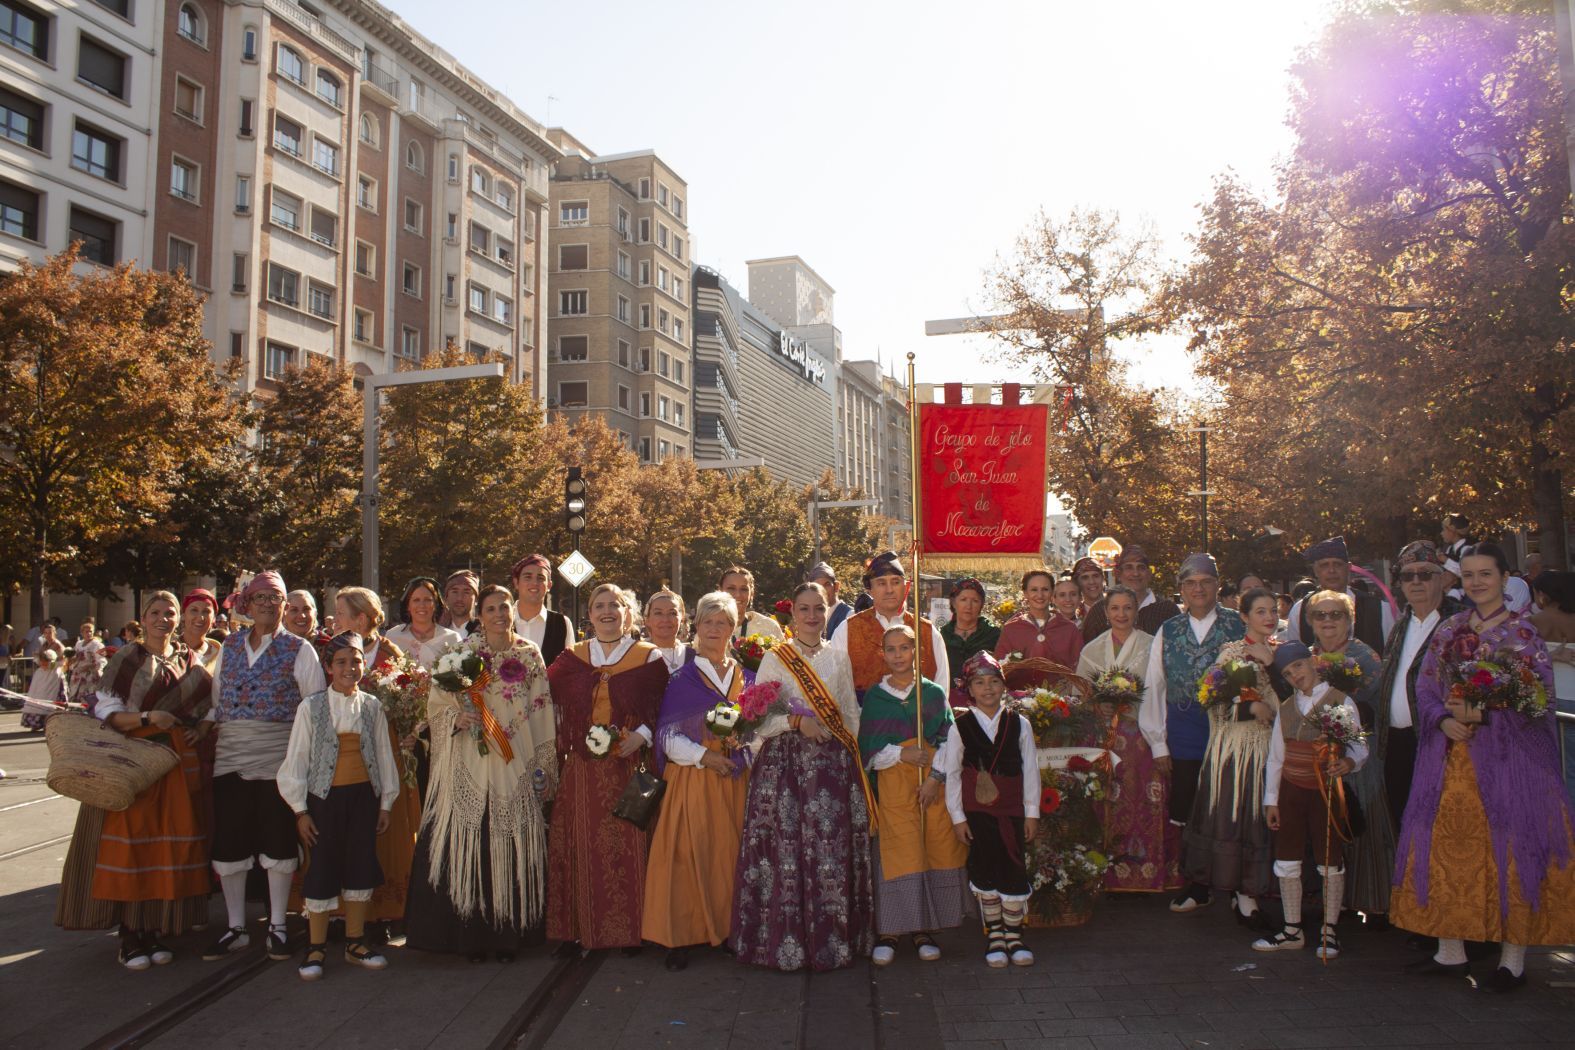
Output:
[752, 640, 859, 740]
[384, 622, 465, 670]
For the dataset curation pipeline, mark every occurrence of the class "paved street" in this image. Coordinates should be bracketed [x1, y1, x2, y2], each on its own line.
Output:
[3, 709, 1573, 1049]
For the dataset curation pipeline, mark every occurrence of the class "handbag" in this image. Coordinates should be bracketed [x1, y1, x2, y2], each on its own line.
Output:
[611, 760, 666, 829]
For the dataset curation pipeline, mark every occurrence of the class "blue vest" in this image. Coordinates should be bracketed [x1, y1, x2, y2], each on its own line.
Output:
[302, 690, 387, 801]
[216, 629, 307, 723]
[1159, 608, 1245, 760]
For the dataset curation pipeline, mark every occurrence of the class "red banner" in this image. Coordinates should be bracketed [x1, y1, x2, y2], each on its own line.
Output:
[918, 403, 1048, 557]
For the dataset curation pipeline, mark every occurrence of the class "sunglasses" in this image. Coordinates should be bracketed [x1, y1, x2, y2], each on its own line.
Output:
[1397, 570, 1441, 583]
[1309, 608, 1348, 621]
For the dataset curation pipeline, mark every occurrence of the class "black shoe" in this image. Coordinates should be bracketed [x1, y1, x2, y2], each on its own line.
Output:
[1404, 933, 1436, 953]
[1363, 913, 1392, 932]
[468, 951, 489, 964]
[265, 924, 290, 961]
[665, 947, 690, 971]
[1481, 966, 1527, 994]
[1464, 940, 1496, 962]
[1168, 885, 1211, 913]
[621, 945, 644, 957]
[201, 926, 250, 961]
[553, 941, 581, 960]
[496, 951, 515, 964]
[1407, 957, 1470, 978]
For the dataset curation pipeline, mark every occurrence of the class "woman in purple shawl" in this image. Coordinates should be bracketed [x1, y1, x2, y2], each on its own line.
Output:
[642, 592, 754, 971]
[1391, 543, 1575, 994]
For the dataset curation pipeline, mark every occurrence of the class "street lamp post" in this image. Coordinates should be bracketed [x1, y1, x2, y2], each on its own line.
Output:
[360, 363, 505, 593]
[1187, 423, 1215, 552]
[808, 497, 880, 564]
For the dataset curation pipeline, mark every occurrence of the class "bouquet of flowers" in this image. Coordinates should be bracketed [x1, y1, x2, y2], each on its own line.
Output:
[704, 702, 743, 738]
[773, 599, 793, 627]
[1314, 703, 1366, 751]
[1197, 659, 1261, 707]
[585, 723, 620, 758]
[991, 597, 1017, 623]
[731, 633, 781, 673]
[705, 680, 789, 741]
[433, 643, 489, 755]
[1445, 646, 1549, 718]
[1317, 652, 1365, 695]
[1014, 687, 1105, 749]
[367, 652, 430, 788]
[1090, 669, 1144, 706]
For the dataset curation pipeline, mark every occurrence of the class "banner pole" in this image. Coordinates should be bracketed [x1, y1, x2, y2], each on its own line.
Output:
[907, 353, 924, 797]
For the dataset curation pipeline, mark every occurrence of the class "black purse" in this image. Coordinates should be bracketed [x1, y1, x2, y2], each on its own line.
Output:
[612, 760, 666, 829]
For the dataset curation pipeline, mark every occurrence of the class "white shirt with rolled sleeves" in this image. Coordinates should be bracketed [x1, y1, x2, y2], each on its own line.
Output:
[661, 656, 737, 768]
[587, 635, 663, 748]
[276, 687, 401, 814]
[1137, 607, 1218, 761]
[940, 704, 1040, 826]
[1262, 682, 1369, 807]
[206, 625, 326, 715]
[829, 609, 950, 695]
[206, 625, 327, 780]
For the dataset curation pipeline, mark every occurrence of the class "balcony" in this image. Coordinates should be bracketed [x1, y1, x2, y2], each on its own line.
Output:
[402, 92, 443, 132]
[263, 0, 356, 62]
[361, 59, 398, 103]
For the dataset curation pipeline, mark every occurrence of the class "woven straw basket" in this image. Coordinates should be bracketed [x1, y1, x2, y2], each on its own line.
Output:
[44, 713, 178, 811]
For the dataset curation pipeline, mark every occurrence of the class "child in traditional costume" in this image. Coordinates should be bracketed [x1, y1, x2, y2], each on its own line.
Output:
[859, 625, 970, 965]
[277, 631, 399, 980]
[1254, 642, 1367, 960]
[942, 651, 1040, 967]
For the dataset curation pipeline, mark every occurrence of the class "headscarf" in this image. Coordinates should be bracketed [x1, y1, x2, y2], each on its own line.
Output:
[1177, 553, 1219, 582]
[321, 629, 364, 671]
[1304, 536, 1349, 563]
[241, 571, 286, 610]
[510, 554, 551, 579]
[862, 550, 905, 588]
[949, 578, 987, 605]
[181, 588, 219, 613]
[808, 561, 837, 582]
[961, 650, 1004, 681]
[1117, 544, 1149, 566]
[444, 569, 481, 594]
[1395, 541, 1445, 569]
[1072, 557, 1102, 578]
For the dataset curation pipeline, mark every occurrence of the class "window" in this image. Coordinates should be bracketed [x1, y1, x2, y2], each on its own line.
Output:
[558, 244, 588, 271]
[638, 217, 650, 243]
[354, 240, 374, 276]
[467, 283, 486, 314]
[658, 308, 669, 333]
[177, 4, 203, 45]
[229, 331, 244, 358]
[639, 303, 651, 329]
[523, 210, 536, 240]
[558, 336, 588, 362]
[639, 437, 651, 462]
[673, 236, 684, 260]
[465, 340, 491, 362]
[658, 395, 670, 421]
[674, 195, 684, 220]
[495, 237, 513, 267]
[312, 137, 338, 176]
[307, 280, 333, 319]
[638, 260, 650, 286]
[617, 385, 630, 411]
[616, 296, 629, 323]
[522, 263, 533, 292]
[638, 347, 651, 372]
[616, 207, 629, 236]
[659, 440, 670, 459]
[358, 113, 377, 146]
[270, 188, 301, 231]
[496, 184, 513, 211]
[658, 183, 668, 207]
[469, 167, 490, 195]
[231, 252, 247, 291]
[658, 224, 669, 250]
[639, 392, 651, 417]
[0, 86, 42, 149]
[638, 177, 650, 199]
[493, 297, 511, 324]
[353, 308, 373, 343]
[238, 98, 254, 136]
[673, 318, 684, 342]
[559, 201, 587, 226]
[315, 69, 341, 108]
[617, 250, 630, 280]
[173, 76, 202, 121]
[165, 237, 195, 276]
[407, 77, 424, 111]
[241, 25, 257, 60]
[675, 360, 685, 383]
[267, 262, 299, 306]
[169, 156, 198, 202]
[78, 38, 126, 99]
[265, 341, 293, 379]
[0, 179, 38, 239]
[468, 222, 489, 254]
[658, 351, 670, 377]
[273, 114, 302, 157]
[235, 175, 251, 212]
[401, 261, 420, 298]
[71, 123, 121, 181]
[446, 154, 458, 181]
[357, 174, 376, 210]
[444, 212, 457, 240]
[673, 276, 684, 299]
[399, 327, 420, 360]
[404, 141, 423, 173]
[675, 403, 685, 427]
[309, 207, 336, 247]
[403, 197, 422, 234]
[69, 207, 116, 263]
[558, 382, 588, 408]
[657, 266, 668, 291]
[0, 0, 47, 59]
[277, 44, 304, 85]
[559, 290, 586, 316]
[617, 340, 630, 368]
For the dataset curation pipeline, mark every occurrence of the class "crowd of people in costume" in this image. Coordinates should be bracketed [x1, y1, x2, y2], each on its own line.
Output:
[37, 526, 1575, 994]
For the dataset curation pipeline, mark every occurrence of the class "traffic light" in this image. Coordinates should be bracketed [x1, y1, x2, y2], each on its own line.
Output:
[565, 467, 587, 535]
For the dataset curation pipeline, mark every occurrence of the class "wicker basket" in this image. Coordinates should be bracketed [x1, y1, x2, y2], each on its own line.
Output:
[1003, 657, 1093, 700]
[44, 713, 178, 811]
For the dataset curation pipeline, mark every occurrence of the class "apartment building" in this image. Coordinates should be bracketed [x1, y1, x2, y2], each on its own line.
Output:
[877, 370, 912, 523]
[545, 129, 691, 463]
[691, 264, 834, 488]
[0, 0, 558, 395]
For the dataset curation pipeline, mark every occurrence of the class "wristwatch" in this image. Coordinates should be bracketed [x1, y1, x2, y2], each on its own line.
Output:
[928, 769, 946, 783]
[140, 711, 149, 726]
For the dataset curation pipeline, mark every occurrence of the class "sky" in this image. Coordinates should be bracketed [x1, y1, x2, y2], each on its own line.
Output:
[396, 0, 1336, 388]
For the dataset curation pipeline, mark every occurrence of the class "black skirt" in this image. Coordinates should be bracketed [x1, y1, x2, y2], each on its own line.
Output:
[404, 805, 545, 956]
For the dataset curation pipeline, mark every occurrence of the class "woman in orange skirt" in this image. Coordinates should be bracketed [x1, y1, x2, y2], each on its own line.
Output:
[642, 592, 752, 970]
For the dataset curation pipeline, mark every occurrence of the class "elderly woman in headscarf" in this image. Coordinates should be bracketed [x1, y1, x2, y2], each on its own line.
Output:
[940, 578, 999, 708]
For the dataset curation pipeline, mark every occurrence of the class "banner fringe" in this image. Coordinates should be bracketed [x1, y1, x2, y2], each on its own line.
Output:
[919, 554, 1049, 573]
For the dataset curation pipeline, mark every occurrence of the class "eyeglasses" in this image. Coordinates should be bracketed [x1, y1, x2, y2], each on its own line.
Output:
[1309, 608, 1348, 621]
[249, 594, 284, 607]
[1397, 570, 1441, 583]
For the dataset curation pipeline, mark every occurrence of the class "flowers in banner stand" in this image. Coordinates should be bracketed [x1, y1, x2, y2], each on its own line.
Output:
[1091, 669, 1144, 706]
[1040, 785, 1062, 814]
[1317, 652, 1364, 694]
[585, 723, 619, 758]
[1014, 686, 1103, 749]
[730, 633, 781, 673]
[773, 599, 793, 627]
[1197, 659, 1260, 707]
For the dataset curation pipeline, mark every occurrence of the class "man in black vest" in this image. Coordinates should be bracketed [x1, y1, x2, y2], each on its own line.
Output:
[511, 554, 576, 668]
[1285, 536, 1392, 654]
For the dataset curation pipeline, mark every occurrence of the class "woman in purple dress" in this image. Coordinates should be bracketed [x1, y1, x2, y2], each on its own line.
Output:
[731, 582, 874, 972]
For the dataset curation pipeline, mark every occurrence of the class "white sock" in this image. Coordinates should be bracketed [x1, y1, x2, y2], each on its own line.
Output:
[1435, 938, 1467, 965]
[219, 871, 248, 930]
[1321, 870, 1344, 929]
[1280, 877, 1303, 928]
[1236, 893, 1257, 917]
[1500, 942, 1526, 977]
[266, 868, 293, 929]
